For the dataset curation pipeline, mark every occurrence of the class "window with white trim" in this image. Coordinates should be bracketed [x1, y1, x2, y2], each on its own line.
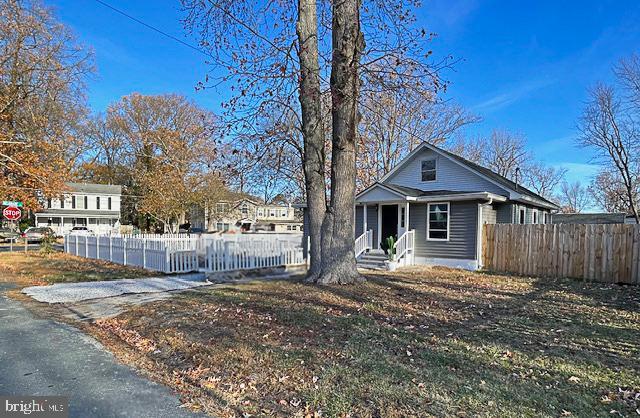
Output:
[427, 203, 449, 240]
[421, 159, 437, 182]
[532, 210, 538, 224]
[519, 208, 526, 224]
[216, 202, 228, 213]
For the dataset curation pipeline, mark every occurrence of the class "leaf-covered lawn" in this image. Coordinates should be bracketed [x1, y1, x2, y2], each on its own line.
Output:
[0, 252, 154, 286]
[90, 267, 640, 417]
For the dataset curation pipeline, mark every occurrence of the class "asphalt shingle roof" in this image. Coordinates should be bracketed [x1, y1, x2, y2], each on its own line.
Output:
[432, 145, 559, 208]
[66, 182, 122, 195]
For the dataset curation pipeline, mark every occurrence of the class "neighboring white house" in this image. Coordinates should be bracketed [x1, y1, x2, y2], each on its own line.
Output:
[35, 183, 122, 236]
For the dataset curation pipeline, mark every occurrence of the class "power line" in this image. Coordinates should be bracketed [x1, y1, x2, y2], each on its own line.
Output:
[92, 0, 210, 58]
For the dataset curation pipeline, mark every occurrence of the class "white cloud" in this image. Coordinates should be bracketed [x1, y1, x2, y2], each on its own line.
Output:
[471, 78, 555, 114]
[555, 162, 601, 184]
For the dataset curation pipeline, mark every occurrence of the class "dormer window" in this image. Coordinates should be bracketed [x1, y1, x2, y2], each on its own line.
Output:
[421, 159, 436, 182]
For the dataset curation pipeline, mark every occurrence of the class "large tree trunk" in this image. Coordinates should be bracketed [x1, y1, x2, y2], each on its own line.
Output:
[314, 0, 365, 284]
[296, 0, 327, 278]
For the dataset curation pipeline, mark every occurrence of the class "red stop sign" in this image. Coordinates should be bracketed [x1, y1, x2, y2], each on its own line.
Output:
[3, 206, 21, 221]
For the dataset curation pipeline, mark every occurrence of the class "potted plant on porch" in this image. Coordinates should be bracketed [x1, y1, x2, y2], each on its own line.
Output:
[384, 236, 398, 271]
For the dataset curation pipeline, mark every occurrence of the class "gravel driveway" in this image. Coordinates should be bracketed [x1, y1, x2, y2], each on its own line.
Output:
[22, 273, 209, 304]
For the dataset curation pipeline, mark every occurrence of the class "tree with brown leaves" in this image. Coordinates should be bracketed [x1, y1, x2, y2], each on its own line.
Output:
[79, 93, 222, 231]
[0, 0, 93, 209]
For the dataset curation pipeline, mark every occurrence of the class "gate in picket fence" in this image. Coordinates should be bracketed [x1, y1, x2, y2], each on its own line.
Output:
[203, 236, 304, 272]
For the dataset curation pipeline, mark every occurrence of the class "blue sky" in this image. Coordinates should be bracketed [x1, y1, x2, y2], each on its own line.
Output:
[48, 0, 640, 188]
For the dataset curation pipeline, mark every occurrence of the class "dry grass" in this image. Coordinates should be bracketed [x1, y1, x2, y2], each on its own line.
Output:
[85, 267, 640, 417]
[0, 251, 155, 287]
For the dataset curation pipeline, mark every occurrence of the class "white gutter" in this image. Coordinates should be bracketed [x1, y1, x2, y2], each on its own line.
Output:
[512, 194, 559, 210]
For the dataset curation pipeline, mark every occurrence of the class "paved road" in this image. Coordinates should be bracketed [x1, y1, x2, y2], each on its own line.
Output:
[0, 243, 41, 252]
[0, 284, 202, 418]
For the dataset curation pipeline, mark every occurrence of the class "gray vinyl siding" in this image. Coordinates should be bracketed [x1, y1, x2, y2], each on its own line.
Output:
[495, 203, 514, 223]
[367, 205, 379, 248]
[409, 202, 478, 260]
[385, 148, 508, 196]
[355, 206, 364, 236]
[482, 204, 497, 224]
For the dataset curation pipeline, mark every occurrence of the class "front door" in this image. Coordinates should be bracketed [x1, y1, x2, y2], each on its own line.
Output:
[380, 204, 398, 250]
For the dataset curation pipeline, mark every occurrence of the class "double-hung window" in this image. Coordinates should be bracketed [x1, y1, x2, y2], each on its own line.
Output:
[421, 159, 437, 182]
[427, 203, 449, 241]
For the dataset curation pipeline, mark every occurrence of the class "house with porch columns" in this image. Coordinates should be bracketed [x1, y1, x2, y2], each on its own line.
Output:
[35, 183, 122, 236]
[302, 141, 559, 270]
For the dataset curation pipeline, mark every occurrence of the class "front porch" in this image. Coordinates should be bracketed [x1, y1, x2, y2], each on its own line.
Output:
[354, 200, 416, 269]
[353, 183, 509, 271]
[35, 215, 119, 236]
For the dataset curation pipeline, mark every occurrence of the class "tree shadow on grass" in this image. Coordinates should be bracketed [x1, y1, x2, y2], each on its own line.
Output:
[123, 282, 637, 417]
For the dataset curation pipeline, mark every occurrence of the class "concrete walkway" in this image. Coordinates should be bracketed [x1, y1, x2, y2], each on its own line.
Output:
[22, 273, 209, 304]
[0, 284, 202, 418]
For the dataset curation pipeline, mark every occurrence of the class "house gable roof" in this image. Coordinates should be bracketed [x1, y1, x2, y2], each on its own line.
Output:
[380, 142, 559, 210]
[66, 182, 122, 195]
[356, 182, 407, 202]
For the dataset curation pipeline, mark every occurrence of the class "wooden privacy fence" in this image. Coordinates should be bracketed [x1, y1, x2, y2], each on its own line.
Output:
[483, 224, 640, 284]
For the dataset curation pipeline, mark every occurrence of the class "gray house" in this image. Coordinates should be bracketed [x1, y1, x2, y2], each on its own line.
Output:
[303, 142, 560, 270]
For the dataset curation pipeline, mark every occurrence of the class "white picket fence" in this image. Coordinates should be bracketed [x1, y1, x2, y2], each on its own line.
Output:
[64, 233, 304, 274]
[203, 238, 304, 272]
[64, 235, 198, 273]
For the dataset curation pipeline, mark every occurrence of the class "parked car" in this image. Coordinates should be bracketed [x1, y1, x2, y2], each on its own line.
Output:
[68, 226, 93, 236]
[0, 228, 21, 242]
[22, 227, 55, 243]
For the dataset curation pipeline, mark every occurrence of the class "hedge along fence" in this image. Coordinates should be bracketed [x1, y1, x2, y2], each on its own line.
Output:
[482, 224, 640, 285]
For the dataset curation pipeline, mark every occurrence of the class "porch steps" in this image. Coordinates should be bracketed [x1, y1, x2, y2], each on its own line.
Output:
[357, 250, 388, 270]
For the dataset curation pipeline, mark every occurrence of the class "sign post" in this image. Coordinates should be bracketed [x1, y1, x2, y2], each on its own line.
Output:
[2, 205, 22, 253]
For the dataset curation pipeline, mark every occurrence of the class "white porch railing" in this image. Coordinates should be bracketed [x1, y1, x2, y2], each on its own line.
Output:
[394, 229, 415, 265]
[354, 229, 373, 258]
